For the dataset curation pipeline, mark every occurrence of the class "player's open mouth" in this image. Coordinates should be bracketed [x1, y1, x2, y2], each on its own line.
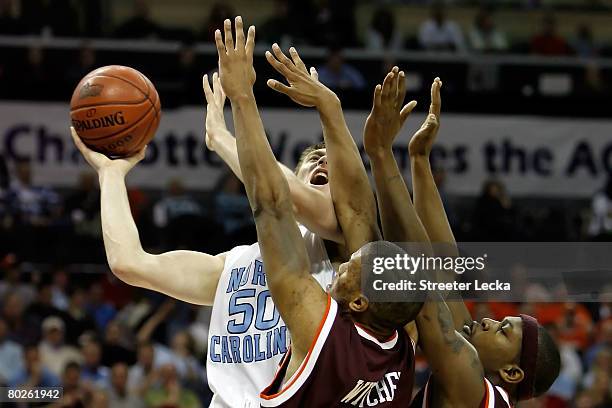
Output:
[310, 169, 328, 185]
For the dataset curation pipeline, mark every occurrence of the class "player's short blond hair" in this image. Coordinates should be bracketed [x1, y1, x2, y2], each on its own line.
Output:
[294, 142, 326, 174]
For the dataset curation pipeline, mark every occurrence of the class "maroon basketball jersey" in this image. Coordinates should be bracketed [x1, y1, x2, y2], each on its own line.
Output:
[260, 296, 416, 407]
[410, 377, 513, 408]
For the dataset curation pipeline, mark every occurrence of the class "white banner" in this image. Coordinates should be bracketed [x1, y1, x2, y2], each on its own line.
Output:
[0, 101, 611, 197]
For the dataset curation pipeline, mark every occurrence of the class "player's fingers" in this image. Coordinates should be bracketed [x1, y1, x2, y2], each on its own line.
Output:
[373, 84, 382, 108]
[234, 16, 245, 51]
[310, 67, 318, 81]
[223, 19, 234, 52]
[397, 71, 407, 107]
[202, 74, 214, 103]
[265, 50, 293, 78]
[399, 100, 418, 126]
[267, 79, 292, 96]
[391, 66, 400, 99]
[214, 29, 225, 58]
[289, 47, 307, 73]
[70, 126, 85, 151]
[429, 77, 442, 117]
[245, 26, 256, 61]
[272, 43, 296, 73]
[381, 71, 394, 100]
[132, 145, 147, 163]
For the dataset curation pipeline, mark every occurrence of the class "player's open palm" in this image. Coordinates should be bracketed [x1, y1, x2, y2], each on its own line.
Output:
[364, 67, 417, 155]
[409, 78, 442, 157]
[214, 16, 256, 100]
[266, 45, 335, 108]
[71, 126, 145, 175]
[203, 72, 230, 151]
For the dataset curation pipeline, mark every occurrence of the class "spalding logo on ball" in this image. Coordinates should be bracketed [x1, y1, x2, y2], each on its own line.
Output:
[70, 65, 161, 158]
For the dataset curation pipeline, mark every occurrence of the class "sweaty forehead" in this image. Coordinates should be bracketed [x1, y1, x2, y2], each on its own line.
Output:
[306, 148, 326, 159]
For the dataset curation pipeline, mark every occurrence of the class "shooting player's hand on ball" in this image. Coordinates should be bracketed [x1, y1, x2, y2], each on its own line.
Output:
[364, 66, 417, 157]
[70, 126, 146, 177]
[409, 77, 442, 158]
[214, 16, 256, 100]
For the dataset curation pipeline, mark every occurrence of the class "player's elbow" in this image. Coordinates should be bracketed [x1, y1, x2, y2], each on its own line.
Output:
[107, 255, 145, 286]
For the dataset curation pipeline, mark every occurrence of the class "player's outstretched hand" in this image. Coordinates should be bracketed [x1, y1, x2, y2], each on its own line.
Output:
[214, 16, 256, 100]
[364, 66, 417, 157]
[408, 77, 442, 158]
[70, 126, 146, 176]
[203, 72, 230, 151]
[265, 44, 337, 108]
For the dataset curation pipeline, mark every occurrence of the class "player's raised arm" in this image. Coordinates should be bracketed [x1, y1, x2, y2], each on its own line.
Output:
[215, 17, 327, 357]
[363, 67, 430, 248]
[203, 73, 342, 243]
[266, 45, 380, 253]
[71, 128, 225, 306]
[408, 78, 472, 330]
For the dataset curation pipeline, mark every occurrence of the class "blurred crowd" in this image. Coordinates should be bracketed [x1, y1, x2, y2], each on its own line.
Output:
[0, 0, 608, 58]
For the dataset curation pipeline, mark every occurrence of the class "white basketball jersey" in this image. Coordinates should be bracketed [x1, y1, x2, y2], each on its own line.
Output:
[207, 225, 335, 408]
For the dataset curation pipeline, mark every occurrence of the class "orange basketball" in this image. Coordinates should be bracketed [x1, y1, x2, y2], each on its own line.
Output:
[70, 65, 161, 158]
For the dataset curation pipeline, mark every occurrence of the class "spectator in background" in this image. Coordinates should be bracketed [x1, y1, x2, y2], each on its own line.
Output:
[317, 46, 366, 90]
[8, 344, 61, 388]
[259, 0, 292, 47]
[109, 362, 145, 408]
[214, 173, 252, 237]
[10, 160, 61, 226]
[21, 0, 79, 36]
[102, 320, 136, 367]
[39, 316, 82, 377]
[468, 8, 508, 53]
[128, 342, 159, 396]
[145, 364, 201, 408]
[201, 2, 235, 43]
[67, 47, 98, 98]
[0, 154, 13, 237]
[168, 331, 205, 386]
[471, 179, 516, 241]
[64, 286, 97, 345]
[153, 179, 204, 250]
[25, 280, 66, 332]
[2, 292, 37, 344]
[313, 0, 358, 47]
[0, 316, 24, 384]
[114, 0, 162, 39]
[51, 267, 70, 311]
[585, 320, 612, 370]
[589, 175, 612, 240]
[52, 361, 86, 408]
[418, 3, 466, 52]
[0, 260, 36, 305]
[80, 340, 110, 389]
[87, 282, 116, 331]
[365, 7, 403, 52]
[571, 24, 599, 58]
[0, 0, 21, 35]
[582, 348, 611, 390]
[530, 14, 569, 56]
[545, 324, 583, 404]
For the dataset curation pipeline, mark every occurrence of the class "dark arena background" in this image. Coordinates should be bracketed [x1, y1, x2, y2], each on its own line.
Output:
[0, 0, 612, 407]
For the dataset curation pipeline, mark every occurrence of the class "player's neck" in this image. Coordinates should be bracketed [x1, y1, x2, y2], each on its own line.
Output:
[352, 313, 397, 341]
[487, 374, 518, 404]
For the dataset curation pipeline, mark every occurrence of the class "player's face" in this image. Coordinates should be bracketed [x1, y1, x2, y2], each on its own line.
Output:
[329, 250, 362, 306]
[463, 316, 523, 373]
[296, 148, 330, 193]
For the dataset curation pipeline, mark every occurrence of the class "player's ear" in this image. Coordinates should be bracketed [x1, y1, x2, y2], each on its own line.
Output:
[498, 364, 524, 385]
[349, 294, 369, 313]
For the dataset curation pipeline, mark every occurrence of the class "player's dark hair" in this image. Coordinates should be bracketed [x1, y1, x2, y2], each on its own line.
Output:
[532, 326, 561, 397]
[361, 241, 424, 328]
[294, 142, 326, 174]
